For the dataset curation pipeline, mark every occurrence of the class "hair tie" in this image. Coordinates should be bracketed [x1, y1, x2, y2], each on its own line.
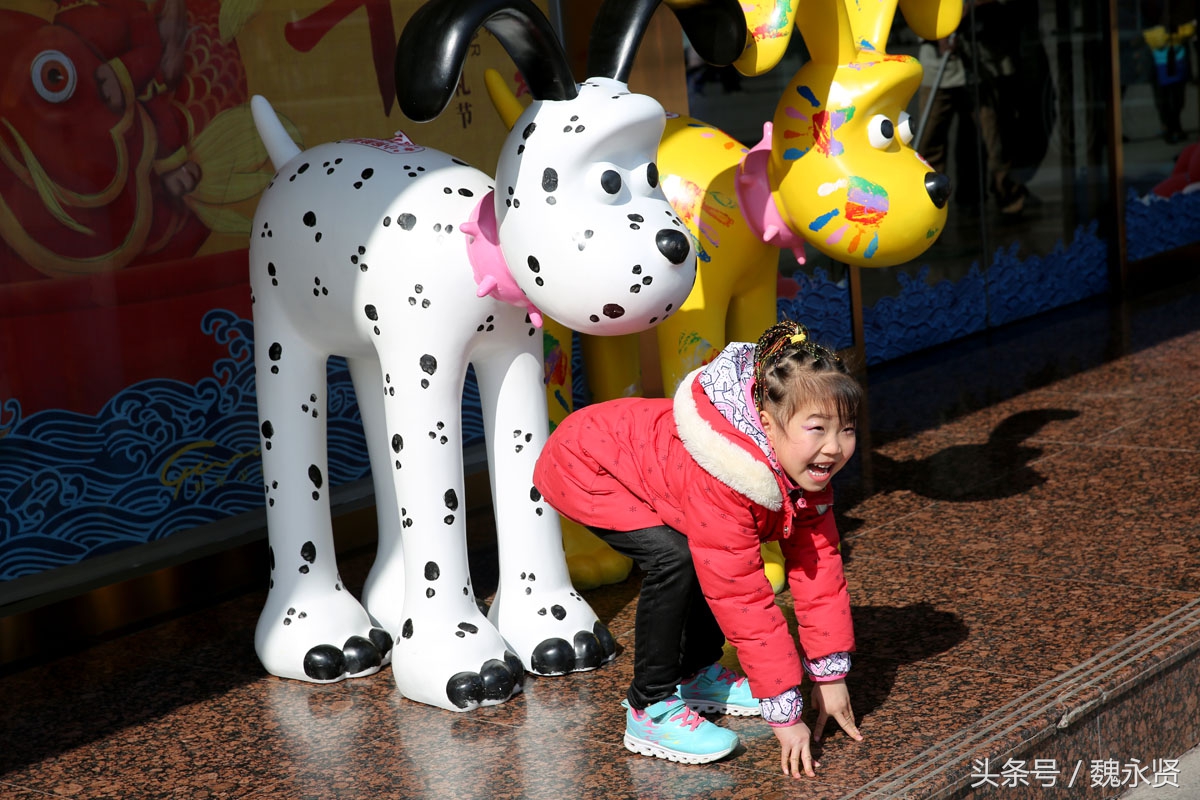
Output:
[752, 320, 840, 409]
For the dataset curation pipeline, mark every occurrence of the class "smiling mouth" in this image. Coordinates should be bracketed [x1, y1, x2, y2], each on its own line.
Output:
[807, 463, 833, 481]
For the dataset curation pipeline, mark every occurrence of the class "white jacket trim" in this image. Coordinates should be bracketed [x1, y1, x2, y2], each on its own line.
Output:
[673, 368, 783, 511]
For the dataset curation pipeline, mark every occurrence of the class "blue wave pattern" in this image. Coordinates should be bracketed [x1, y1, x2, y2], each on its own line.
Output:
[863, 264, 988, 364]
[861, 222, 1108, 364]
[986, 221, 1108, 328]
[776, 267, 854, 351]
[1125, 188, 1200, 262]
[0, 310, 379, 582]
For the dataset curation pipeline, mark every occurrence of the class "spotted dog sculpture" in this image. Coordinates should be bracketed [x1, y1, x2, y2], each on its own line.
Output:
[248, 0, 745, 712]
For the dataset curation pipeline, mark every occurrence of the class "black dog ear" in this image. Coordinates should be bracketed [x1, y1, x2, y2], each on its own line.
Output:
[396, 0, 578, 123]
[587, 0, 747, 83]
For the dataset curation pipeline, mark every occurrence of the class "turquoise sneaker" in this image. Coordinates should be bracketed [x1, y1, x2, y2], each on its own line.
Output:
[679, 663, 760, 716]
[622, 696, 738, 764]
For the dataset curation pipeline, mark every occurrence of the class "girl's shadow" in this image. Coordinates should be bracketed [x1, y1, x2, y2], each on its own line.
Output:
[808, 602, 968, 749]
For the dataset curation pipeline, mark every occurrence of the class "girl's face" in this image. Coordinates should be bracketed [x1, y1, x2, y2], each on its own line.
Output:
[760, 401, 857, 493]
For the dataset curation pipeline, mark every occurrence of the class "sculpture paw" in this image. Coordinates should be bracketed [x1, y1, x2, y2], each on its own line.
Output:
[303, 629, 394, 680]
[445, 652, 526, 710]
[255, 588, 392, 683]
[528, 621, 617, 676]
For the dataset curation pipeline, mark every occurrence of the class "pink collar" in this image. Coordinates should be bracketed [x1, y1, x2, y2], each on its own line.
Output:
[460, 191, 544, 328]
[735, 121, 807, 266]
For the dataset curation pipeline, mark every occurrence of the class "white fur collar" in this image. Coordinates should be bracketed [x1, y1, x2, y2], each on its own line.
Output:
[673, 368, 783, 511]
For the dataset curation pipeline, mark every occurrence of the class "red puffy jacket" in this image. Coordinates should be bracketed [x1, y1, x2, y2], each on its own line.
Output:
[533, 345, 854, 698]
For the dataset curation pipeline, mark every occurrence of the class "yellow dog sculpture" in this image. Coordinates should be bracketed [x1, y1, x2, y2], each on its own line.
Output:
[491, 0, 962, 590]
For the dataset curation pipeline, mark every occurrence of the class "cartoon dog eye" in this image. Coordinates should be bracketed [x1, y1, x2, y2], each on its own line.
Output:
[601, 169, 623, 194]
[641, 162, 660, 189]
[896, 111, 914, 145]
[867, 114, 896, 150]
[591, 165, 627, 203]
[624, 162, 660, 196]
[31, 50, 77, 103]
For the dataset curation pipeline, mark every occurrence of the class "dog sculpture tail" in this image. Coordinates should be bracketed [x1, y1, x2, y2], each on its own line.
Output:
[250, 95, 301, 171]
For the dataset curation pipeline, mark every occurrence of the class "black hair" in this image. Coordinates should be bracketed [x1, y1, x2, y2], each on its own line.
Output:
[752, 320, 862, 426]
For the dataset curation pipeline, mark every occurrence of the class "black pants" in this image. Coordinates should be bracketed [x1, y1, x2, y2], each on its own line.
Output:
[589, 525, 726, 710]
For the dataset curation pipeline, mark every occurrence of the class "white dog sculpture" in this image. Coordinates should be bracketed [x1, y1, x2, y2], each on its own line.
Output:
[248, 0, 745, 711]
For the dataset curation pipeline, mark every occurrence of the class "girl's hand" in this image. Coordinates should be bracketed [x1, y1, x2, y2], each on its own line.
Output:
[772, 721, 818, 778]
[812, 679, 864, 743]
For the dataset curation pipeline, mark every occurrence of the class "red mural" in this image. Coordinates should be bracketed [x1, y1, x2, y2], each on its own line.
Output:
[284, 0, 397, 115]
[0, 0, 249, 281]
[0, 0, 513, 418]
[0, 0, 257, 415]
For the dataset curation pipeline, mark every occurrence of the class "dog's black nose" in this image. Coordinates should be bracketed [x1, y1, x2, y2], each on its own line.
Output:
[925, 173, 951, 209]
[656, 229, 690, 265]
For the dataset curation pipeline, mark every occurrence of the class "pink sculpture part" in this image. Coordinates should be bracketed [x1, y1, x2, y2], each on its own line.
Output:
[461, 191, 545, 328]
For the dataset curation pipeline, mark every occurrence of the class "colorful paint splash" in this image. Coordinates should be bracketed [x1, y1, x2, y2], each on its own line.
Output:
[676, 331, 718, 374]
[543, 331, 570, 414]
[809, 208, 840, 232]
[845, 176, 888, 225]
[699, 195, 737, 249]
[796, 85, 821, 108]
[806, 177, 887, 257]
[748, 0, 795, 40]
[812, 107, 855, 157]
[662, 175, 705, 226]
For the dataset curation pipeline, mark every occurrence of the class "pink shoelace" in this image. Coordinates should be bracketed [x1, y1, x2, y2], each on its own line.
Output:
[668, 703, 706, 731]
[710, 667, 745, 687]
[686, 666, 744, 689]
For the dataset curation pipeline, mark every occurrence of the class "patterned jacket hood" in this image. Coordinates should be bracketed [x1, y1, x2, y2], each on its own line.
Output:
[673, 342, 786, 511]
[673, 341, 835, 517]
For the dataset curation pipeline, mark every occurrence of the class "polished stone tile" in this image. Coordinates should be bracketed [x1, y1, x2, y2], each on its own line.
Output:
[0, 783, 54, 799]
[1016, 446, 1200, 514]
[860, 438, 1074, 504]
[4, 678, 319, 798]
[846, 499, 1200, 593]
[868, 388, 1181, 459]
[842, 559, 1196, 678]
[1094, 395, 1200, 452]
[835, 488, 937, 543]
[0, 634, 262, 778]
[715, 658, 1028, 791]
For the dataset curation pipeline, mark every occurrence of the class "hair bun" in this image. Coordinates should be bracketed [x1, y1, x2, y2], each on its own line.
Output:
[754, 320, 810, 365]
[752, 319, 842, 410]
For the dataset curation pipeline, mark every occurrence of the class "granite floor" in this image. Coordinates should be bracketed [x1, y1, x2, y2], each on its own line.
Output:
[2, 271, 1199, 800]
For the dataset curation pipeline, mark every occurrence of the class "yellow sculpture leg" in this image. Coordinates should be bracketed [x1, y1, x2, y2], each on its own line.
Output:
[542, 318, 634, 589]
[580, 332, 644, 402]
[560, 517, 633, 590]
[761, 542, 786, 594]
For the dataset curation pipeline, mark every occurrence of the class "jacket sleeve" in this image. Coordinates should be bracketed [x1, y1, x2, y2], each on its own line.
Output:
[779, 507, 855, 663]
[680, 476, 804, 700]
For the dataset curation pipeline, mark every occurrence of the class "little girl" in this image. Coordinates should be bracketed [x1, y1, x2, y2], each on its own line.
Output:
[533, 320, 864, 777]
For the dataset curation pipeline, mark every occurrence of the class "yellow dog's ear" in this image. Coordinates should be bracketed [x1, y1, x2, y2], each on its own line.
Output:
[795, 0, 858, 66]
[733, 1, 801, 76]
[484, 68, 529, 132]
[897, 0, 963, 42]
[844, 0, 900, 54]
